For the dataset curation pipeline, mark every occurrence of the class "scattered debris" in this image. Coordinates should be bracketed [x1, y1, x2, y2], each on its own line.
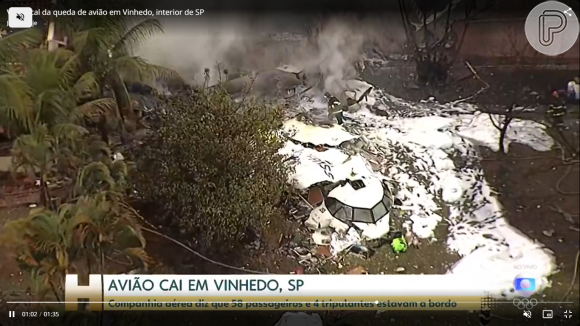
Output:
[330, 228, 361, 256]
[549, 204, 578, 225]
[395, 266, 406, 273]
[242, 227, 262, 250]
[112, 152, 124, 162]
[314, 246, 332, 257]
[348, 244, 374, 259]
[293, 247, 311, 260]
[543, 229, 555, 237]
[405, 230, 421, 248]
[312, 228, 332, 245]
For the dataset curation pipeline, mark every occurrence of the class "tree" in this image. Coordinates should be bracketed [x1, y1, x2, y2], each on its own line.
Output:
[10, 124, 61, 207]
[0, 25, 43, 136]
[62, 191, 152, 274]
[57, 12, 179, 133]
[1, 138, 151, 299]
[132, 88, 291, 245]
[0, 22, 44, 68]
[0, 208, 73, 301]
[1, 7, 156, 303]
[0, 192, 151, 300]
[0, 48, 116, 135]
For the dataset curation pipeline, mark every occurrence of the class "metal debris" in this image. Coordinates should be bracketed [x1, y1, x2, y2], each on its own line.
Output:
[312, 228, 332, 245]
[542, 229, 555, 237]
[348, 244, 374, 259]
[405, 230, 421, 248]
[293, 247, 311, 260]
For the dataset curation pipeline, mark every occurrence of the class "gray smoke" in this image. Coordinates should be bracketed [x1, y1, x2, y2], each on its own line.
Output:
[136, 14, 406, 93]
[313, 18, 365, 96]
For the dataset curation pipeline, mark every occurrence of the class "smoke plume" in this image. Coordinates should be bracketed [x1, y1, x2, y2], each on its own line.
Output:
[136, 14, 406, 94]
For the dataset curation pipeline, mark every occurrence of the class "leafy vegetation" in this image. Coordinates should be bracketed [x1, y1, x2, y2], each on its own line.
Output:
[1, 48, 115, 135]
[2, 118, 153, 298]
[0, 12, 162, 300]
[1, 3, 292, 305]
[55, 12, 179, 135]
[132, 88, 291, 245]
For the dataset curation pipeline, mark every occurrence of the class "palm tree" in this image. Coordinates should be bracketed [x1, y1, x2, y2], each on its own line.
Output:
[58, 15, 180, 135]
[0, 23, 44, 135]
[67, 191, 152, 274]
[0, 47, 117, 135]
[0, 23, 44, 68]
[10, 123, 93, 207]
[0, 207, 74, 301]
[1, 5, 156, 299]
[10, 124, 58, 207]
[0, 194, 151, 299]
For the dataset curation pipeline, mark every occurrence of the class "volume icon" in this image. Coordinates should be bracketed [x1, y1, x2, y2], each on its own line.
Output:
[9, 311, 16, 317]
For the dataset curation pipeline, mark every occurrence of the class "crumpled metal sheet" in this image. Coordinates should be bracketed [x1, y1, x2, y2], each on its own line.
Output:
[330, 228, 361, 256]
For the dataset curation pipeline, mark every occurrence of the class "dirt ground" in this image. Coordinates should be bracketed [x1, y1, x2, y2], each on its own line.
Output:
[1, 66, 579, 325]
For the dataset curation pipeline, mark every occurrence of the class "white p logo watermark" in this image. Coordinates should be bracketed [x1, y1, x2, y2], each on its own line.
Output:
[525, 1, 579, 56]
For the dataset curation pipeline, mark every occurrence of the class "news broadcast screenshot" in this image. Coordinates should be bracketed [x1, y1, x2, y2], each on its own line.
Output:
[0, 0, 579, 325]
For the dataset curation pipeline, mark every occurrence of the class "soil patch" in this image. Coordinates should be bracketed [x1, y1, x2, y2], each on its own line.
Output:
[480, 141, 579, 303]
[0, 206, 33, 313]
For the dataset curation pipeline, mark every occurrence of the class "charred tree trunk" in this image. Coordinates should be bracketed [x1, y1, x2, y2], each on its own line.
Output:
[499, 115, 514, 154]
[489, 105, 515, 154]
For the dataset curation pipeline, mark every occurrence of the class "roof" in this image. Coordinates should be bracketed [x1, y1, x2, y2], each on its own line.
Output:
[283, 118, 356, 146]
[328, 176, 384, 209]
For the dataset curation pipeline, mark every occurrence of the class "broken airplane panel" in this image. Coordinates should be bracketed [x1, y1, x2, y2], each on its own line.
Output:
[212, 66, 318, 99]
[283, 118, 357, 147]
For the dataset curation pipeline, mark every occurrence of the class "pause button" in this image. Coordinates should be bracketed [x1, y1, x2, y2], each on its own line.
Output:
[9, 311, 16, 317]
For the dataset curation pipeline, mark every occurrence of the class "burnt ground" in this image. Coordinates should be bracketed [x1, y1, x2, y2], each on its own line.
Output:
[1, 66, 579, 326]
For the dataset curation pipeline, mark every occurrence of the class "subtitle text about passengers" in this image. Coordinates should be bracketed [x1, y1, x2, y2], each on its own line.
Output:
[106, 299, 462, 311]
[36, 8, 204, 17]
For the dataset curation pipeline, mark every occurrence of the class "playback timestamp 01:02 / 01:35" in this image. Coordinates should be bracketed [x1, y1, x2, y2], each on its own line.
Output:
[17, 311, 60, 318]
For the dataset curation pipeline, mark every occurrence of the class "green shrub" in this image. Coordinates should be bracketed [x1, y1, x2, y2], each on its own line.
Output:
[132, 88, 291, 245]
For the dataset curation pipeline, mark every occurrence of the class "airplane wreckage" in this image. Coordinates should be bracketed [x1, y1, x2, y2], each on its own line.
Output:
[207, 65, 399, 255]
[280, 118, 397, 255]
[144, 65, 399, 255]
[209, 65, 373, 106]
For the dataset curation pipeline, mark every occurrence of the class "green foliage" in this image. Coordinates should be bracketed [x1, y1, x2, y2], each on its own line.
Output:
[0, 173, 151, 297]
[0, 24, 44, 68]
[58, 11, 180, 124]
[0, 7, 164, 301]
[132, 88, 291, 245]
[0, 48, 116, 135]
